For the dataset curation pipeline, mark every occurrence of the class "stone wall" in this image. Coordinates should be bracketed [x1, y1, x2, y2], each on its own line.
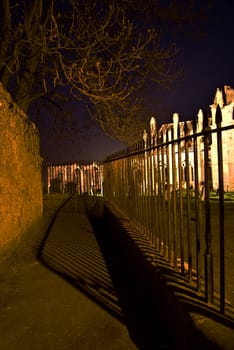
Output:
[0, 84, 43, 252]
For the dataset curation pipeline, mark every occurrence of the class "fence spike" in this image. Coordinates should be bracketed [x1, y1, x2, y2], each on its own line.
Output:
[215, 104, 222, 124]
[171, 125, 174, 139]
[166, 127, 169, 142]
[202, 109, 209, 130]
[193, 115, 198, 133]
[177, 120, 181, 137]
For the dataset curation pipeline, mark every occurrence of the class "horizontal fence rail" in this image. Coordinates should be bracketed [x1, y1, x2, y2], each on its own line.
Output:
[103, 110, 234, 319]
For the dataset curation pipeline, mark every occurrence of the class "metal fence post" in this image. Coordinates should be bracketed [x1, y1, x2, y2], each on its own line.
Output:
[203, 110, 214, 304]
[215, 104, 225, 313]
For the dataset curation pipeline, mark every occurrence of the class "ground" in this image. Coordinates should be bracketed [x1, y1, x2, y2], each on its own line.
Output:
[0, 195, 137, 350]
[0, 194, 233, 350]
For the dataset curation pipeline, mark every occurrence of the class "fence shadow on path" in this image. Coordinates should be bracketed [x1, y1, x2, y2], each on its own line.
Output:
[106, 209, 234, 328]
[38, 197, 124, 322]
[88, 210, 226, 350]
[37, 196, 224, 350]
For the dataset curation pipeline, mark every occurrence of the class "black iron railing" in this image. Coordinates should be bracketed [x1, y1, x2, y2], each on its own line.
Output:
[43, 160, 104, 196]
[42, 110, 234, 319]
[103, 110, 234, 318]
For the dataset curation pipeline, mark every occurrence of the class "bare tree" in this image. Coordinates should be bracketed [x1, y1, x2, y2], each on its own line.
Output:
[0, 0, 209, 143]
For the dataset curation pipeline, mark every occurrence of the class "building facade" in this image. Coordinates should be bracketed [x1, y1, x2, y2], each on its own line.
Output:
[147, 85, 234, 192]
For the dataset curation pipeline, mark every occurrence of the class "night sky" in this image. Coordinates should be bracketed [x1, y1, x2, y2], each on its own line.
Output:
[37, 0, 234, 163]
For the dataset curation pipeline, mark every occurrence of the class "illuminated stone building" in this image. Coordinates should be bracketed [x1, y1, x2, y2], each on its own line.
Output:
[148, 85, 234, 192]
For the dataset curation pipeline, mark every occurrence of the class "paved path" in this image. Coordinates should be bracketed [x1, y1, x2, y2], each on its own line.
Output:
[0, 195, 233, 350]
[0, 196, 137, 350]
